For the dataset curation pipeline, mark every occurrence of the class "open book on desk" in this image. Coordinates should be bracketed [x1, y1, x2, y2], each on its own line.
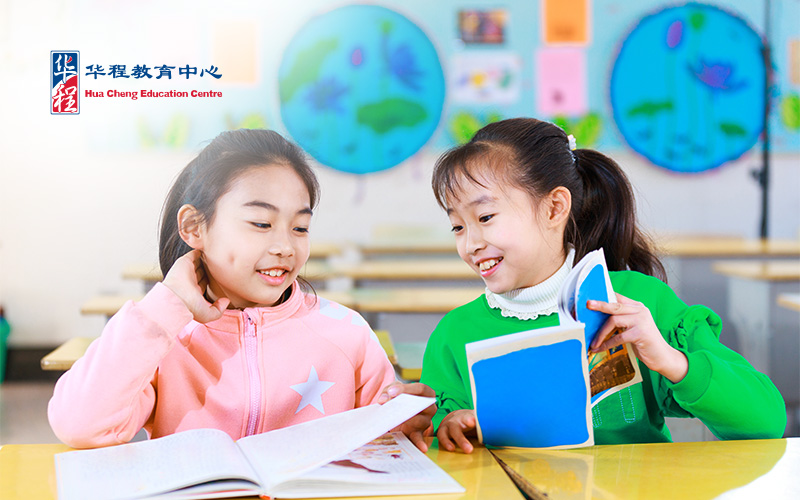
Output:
[55, 394, 464, 500]
[466, 249, 642, 449]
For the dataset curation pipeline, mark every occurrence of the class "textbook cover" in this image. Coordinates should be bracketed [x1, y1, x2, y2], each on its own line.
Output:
[466, 249, 642, 449]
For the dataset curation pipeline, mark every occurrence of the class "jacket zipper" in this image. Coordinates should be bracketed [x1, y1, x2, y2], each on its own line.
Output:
[244, 313, 261, 436]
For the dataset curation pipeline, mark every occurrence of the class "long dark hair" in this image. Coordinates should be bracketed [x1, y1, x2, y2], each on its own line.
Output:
[158, 129, 321, 284]
[432, 118, 666, 280]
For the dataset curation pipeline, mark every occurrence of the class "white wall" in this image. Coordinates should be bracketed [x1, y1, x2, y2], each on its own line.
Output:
[1, 0, 798, 346]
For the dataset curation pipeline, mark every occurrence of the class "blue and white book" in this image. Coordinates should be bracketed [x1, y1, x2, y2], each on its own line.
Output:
[466, 249, 642, 449]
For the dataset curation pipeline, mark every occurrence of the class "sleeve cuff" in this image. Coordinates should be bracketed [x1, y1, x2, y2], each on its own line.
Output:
[667, 349, 712, 405]
[137, 282, 194, 335]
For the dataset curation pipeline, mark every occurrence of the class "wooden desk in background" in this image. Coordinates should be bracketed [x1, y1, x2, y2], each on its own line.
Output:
[40, 337, 95, 371]
[359, 240, 457, 258]
[78, 287, 483, 319]
[712, 259, 800, 425]
[123, 260, 338, 291]
[492, 437, 799, 499]
[655, 236, 800, 354]
[779, 293, 800, 312]
[335, 258, 480, 287]
[0, 439, 522, 500]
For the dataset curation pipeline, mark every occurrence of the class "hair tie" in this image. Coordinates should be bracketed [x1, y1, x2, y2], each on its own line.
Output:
[567, 134, 577, 162]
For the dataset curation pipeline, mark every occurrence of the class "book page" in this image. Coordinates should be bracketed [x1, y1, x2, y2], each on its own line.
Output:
[570, 251, 643, 405]
[270, 432, 464, 498]
[236, 394, 435, 492]
[558, 249, 642, 405]
[55, 428, 261, 500]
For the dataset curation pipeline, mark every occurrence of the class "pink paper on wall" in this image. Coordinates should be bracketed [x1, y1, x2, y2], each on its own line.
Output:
[535, 48, 587, 116]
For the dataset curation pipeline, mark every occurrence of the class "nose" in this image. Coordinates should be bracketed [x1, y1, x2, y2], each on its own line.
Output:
[464, 226, 486, 256]
[268, 230, 295, 257]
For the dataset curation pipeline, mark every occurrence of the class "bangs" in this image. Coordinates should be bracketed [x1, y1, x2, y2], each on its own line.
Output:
[431, 141, 518, 210]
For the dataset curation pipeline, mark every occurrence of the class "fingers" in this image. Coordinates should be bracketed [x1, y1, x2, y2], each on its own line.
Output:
[438, 412, 476, 453]
[408, 432, 428, 452]
[593, 330, 631, 353]
[403, 382, 435, 398]
[377, 382, 435, 404]
[438, 424, 473, 453]
[377, 382, 403, 404]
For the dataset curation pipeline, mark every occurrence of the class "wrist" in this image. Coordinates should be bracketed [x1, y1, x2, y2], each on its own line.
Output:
[658, 347, 689, 383]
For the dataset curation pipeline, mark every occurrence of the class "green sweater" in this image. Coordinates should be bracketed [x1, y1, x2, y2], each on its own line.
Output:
[420, 271, 786, 444]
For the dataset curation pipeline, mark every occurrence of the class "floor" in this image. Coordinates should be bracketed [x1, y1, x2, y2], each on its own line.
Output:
[0, 381, 59, 445]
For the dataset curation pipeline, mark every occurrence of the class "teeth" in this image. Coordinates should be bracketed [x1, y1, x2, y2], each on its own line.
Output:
[261, 269, 285, 277]
[479, 259, 500, 271]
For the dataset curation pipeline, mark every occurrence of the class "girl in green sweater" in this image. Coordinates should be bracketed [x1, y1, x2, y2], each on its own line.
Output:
[420, 118, 786, 453]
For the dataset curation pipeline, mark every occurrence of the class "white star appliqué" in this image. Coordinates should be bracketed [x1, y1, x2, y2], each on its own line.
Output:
[290, 366, 335, 415]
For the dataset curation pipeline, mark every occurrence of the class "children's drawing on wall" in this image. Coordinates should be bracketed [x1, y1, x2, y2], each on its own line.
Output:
[225, 112, 268, 131]
[782, 94, 800, 132]
[536, 48, 588, 117]
[610, 4, 765, 173]
[137, 114, 192, 150]
[447, 110, 503, 145]
[450, 53, 521, 105]
[278, 4, 445, 175]
[541, 0, 590, 45]
[552, 113, 603, 149]
[458, 9, 507, 45]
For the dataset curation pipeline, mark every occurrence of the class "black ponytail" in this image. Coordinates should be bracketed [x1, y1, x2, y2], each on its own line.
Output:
[432, 117, 666, 281]
[571, 149, 665, 280]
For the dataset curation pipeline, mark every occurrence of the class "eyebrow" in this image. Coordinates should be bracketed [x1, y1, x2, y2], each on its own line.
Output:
[445, 194, 496, 215]
[243, 201, 313, 216]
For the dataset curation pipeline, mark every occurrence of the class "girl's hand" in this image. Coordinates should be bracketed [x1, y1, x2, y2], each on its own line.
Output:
[588, 293, 688, 383]
[162, 250, 230, 323]
[378, 382, 436, 452]
[437, 409, 477, 454]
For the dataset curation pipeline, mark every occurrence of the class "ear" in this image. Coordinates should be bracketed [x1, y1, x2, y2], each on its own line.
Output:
[177, 204, 206, 250]
[542, 186, 572, 229]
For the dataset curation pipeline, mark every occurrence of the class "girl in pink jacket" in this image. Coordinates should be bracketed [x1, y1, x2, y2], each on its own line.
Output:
[49, 129, 434, 449]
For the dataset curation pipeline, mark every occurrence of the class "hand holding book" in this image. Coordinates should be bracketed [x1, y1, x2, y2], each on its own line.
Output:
[377, 382, 436, 451]
[466, 249, 644, 449]
[588, 294, 689, 384]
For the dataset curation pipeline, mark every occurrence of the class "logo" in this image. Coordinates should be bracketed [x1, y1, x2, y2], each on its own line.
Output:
[51, 51, 79, 114]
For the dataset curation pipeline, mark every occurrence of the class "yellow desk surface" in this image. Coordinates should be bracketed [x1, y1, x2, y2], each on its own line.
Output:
[711, 259, 800, 281]
[655, 236, 800, 257]
[335, 259, 478, 281]
[492, 438, 800, 499]
[40, 337, 95, 371]
[0, 439, 522, 500]
[778, 293, 800, 312]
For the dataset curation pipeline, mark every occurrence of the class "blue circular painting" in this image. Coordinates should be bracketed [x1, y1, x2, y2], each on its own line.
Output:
[610, 4, 765, 173]
[279, 5, 445, 174]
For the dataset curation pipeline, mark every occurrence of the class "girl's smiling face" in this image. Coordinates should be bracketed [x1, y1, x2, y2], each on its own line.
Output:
[189, 164, 313, 308]
[445, 173, 569, 294]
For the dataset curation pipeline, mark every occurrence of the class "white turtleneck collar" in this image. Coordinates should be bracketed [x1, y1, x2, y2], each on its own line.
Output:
[485, 247, 576, 320]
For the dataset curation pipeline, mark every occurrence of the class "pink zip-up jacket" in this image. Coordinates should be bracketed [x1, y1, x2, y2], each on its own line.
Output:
[48, 282, 396, 448]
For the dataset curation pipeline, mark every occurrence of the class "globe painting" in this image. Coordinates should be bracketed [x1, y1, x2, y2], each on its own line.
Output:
[279, 5, 445, 174]
[610, 4, 765, 173]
